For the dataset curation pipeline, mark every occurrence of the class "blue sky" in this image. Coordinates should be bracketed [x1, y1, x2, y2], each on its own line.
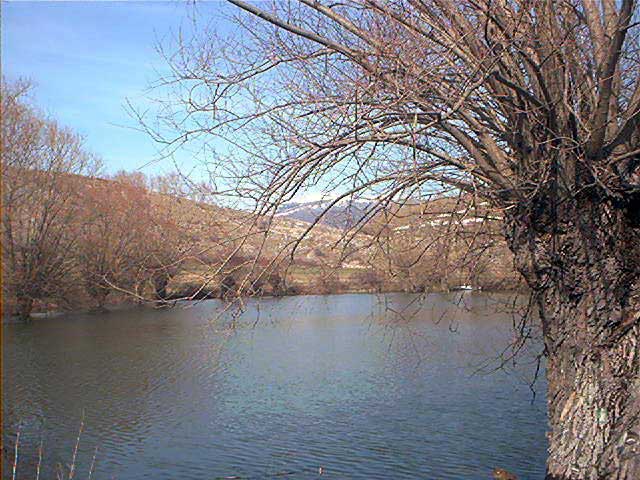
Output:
[2, 1, 230, 177]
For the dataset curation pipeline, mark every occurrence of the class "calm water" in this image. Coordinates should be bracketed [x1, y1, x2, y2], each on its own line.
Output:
[3, 293, 548, 479]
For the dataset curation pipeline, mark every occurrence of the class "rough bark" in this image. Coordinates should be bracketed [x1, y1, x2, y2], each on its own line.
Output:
[506, 190, 640, 479]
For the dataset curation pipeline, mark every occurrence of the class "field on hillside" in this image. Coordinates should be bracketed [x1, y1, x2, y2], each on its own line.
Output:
[164, 192, 524, 300]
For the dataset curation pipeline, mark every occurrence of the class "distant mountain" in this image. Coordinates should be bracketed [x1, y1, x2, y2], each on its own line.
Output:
[275, 197, 373, 229]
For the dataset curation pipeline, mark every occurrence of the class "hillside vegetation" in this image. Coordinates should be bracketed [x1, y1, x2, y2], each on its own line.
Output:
[1, 79, 522, 319]
[2, 166, 524, 319]
[3, 168, 523, 318]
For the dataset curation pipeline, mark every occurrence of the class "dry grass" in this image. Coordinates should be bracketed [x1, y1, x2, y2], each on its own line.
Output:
[6, 414, 100, 480]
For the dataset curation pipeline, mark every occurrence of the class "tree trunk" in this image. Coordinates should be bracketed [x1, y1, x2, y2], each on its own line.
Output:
[91, 291, 109, 312]
[505, 193, 640, 479]
[86, 281, 109, 312]
[153, 273, 169, 303]
[541, 287, 640, 480]
[16, 295, 33, 321]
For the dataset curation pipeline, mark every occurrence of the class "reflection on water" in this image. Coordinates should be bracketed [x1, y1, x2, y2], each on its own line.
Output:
[3, 293, 548, 479]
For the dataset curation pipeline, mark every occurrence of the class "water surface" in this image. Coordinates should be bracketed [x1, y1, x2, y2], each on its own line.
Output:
[3, 293, 548, 479]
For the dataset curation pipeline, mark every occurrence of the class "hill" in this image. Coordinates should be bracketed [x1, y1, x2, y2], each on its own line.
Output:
[275, 197, 374, 229]
[2, 171, 523, 317]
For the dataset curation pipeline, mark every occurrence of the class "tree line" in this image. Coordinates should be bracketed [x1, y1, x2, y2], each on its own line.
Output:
[1, 79, 199, 319]
[1, 77, 531, 322]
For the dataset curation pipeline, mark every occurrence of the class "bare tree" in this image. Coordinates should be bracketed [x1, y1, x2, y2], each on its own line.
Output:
[103, 171, 198, 303]
[140, 1, 640, 477]
[369, 195, 520, 292]
[74, 176, 155, 310]
[1, 79, 101, 319]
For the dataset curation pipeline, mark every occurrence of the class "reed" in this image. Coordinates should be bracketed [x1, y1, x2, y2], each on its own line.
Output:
[6, 416, 99, 480]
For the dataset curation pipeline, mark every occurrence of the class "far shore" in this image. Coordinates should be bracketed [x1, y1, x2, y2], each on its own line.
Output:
[2, 286, 527, 324]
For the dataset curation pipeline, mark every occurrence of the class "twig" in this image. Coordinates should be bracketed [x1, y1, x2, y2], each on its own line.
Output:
[12, 427, 20, 480]
[36, 438, 44, 480]
[68, 411, 85, 480]
[88, 445, 98, 480]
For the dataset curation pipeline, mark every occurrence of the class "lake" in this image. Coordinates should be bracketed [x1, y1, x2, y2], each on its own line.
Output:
[3, 293, 548, 479]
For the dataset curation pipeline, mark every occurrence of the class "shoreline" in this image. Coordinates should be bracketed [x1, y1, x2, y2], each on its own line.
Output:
[2, 287, 527, 324]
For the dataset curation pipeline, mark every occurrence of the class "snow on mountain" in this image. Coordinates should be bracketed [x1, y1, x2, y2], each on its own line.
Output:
[275, 197, 373, 229]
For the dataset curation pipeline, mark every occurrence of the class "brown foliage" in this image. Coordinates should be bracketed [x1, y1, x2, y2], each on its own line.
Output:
[1, 79, 101, 317]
